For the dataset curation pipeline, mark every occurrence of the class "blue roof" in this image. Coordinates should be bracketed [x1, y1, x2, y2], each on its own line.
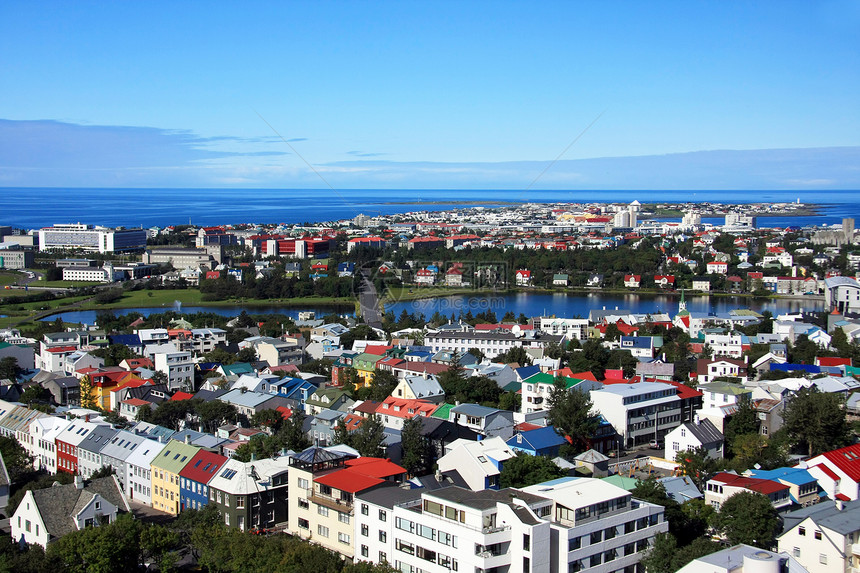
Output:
[109, 334, 141, 346]
[771, 363, 821, 374]
[507, 426, 567, 452]
[535, 476, 581, 487]
[515, 365, 541, 380]
[748, 467, 816, 486]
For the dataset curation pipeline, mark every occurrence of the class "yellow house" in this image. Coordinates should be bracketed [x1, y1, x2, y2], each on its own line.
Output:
[352, 353, 381, 388]
[150, 439, 201, 515]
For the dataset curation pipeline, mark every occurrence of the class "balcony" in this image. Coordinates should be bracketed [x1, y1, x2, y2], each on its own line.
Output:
[310, 492, 353, 513]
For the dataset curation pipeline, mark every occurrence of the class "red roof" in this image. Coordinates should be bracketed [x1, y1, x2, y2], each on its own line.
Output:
[314, 457, 406, 493]
[171, 392, 195, 401]
[276, 406, 293, 420]
[818, 444, 860, 482]
[515, 422, 542, 432]
[179, 449, 228, 484]
[658, 379, 703, 400]
[47, 346, 78, 354]
[836, 493, 851, 501]
[710, 472, 789, 495]
[817, 464, 841, 482]
[376, 397, 438, 419]
[816, 357, 851, 367]
[123, 398, 152, 407]
[364, 345, 392, 356]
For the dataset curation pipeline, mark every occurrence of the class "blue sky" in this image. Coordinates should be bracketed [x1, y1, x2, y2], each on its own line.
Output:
[1, 1, 859, 189]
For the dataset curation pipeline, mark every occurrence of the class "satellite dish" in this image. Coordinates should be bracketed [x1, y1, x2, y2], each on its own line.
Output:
[511, 325, 522, 337]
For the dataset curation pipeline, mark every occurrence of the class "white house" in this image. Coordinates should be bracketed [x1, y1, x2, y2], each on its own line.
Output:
[437, 437, 517, 491]
[777, 499, 860, 573]
[802, 444, 860, 501]
[663, 416, 724, 462]
[27, 416, 70, 474]
[824, 276, 860, 314]
[11, 475, 130, 548]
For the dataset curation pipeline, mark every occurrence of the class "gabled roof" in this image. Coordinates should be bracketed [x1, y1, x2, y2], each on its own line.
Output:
[814, 444, 860, 482]
[709, 472, 789, 495]
[179, 449, 228, 485]
[507, 426, 566, 451]
[28, 476, 129, 540]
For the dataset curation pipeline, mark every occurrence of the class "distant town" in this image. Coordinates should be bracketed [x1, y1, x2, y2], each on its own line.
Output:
[0, 200, 859, 572]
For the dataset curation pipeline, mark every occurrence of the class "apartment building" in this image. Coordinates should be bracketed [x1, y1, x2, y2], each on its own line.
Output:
[207, 456, 290, 531]
[356, 477, 666, 573]
[152, 348, 194, 391]
[289, 446, 406, 559]
[150, 439, 202, 515]
[589, 382, 684, 448]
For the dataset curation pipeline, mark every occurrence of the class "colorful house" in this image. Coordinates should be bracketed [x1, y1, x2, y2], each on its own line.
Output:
[151, 439, 201, 515]
[179, 449, 227, 511]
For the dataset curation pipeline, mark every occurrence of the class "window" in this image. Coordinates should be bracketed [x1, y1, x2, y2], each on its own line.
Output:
[95, 501, 101, 511]
[298, 477, 309, 489]
[379, 531, 387, 542]
[819, 554, 827, 564]
[379, 509, 387, 521]
[298, 498, 309, 510]
[361, 545, 369, 558]
[361, 524, 369, 536]
[361, 503, 369, 515]
[338, 512, 350, 524]
[799, 527, 806, 536]
[814, 530, 822, 540]
[523, 557, 530, 572]
[317, 525, 329, 538]
[298, 518, 309, 530]
[225, 514, 230, 526]
[590, 554, 601, 567]
[339, 532, 350, 545]
[590, 531, 602, 545]
[568, 536, 581, 551]
[236, 497, 245, 509]
[318, 505, 329, 517]
[379, 552, 386, 563]
[793, 547, 801, 557]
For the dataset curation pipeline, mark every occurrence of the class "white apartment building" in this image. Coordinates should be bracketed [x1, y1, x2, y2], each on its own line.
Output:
[426, 330, 565, 360]
[703, 333, 746, 359]
[125, 437, 162, 505]
[538, 317, 589, 341]
[521, 373, 602, 414]
[38, 223, 147, 253]
[355, 478, 666, 573]
[28, 416, 71, 473]
[152, 348, 194, 391]
[191, 328, 227, 354]
[778, 499, 860, 573]
[589, 382, 683, 448]
[62, 263, 124, 283]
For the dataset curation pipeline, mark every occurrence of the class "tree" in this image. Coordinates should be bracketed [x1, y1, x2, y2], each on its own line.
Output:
[675, 446, 718, 491]
[467, 347, 485, 362]
[90, 465, 116, 479]
[353, 414, 386, 457]
[48, 512, 143, 573]
[640, 533, 677, 573]
[712, 491, 780, 548]
[150, 399, 195, 431]
[400, 417, 431, 477]
[546, 377, 600, 451]
[499, 453, 565, 488]
[0, 435, 32, 482]
[367, 370, 399, 402]
[782, 387, 850, 456]
[725, 393, 759, 454]
[20, 385, 51, 408]
[78, 374, 96, 409]
[196, 400, 238, 433]
[236, 347, 258, 364]
[0, 356, 23, 381]
[281, 408, 310, 451]
[251, 409, 285, 433]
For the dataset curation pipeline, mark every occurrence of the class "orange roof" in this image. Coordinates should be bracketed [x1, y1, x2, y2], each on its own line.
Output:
[376, 397, 438, 419]
[171, 392, 195, 401]
[364, 345, 392, 356]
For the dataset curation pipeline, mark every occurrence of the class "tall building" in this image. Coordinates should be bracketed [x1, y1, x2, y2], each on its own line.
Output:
[355, 477, 667, 573]
[38, 223, 146, 253]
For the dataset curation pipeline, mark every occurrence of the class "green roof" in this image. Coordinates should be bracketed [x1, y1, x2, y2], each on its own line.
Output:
[151, 440, 202, 474]
[430, 403, 455, 420]
[601, 475, 639, 491]
[221, 363, 254, 375]
[502, 381, 522, 393]
[697, 381, 752, 395]
[524, 372, 584, 389]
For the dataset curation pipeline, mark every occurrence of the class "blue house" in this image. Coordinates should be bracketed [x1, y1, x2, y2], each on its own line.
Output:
[337, 262, 356, 277]
[506, 426, 567, 457]
[179, 449, 227, 511]
[273, 377, 318, 407]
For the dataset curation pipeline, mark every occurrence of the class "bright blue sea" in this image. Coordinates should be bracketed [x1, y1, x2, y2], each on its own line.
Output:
[2, 187, 859, 229]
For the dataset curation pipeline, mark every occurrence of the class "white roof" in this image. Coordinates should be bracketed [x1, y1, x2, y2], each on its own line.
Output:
[521, 477, 629, 512]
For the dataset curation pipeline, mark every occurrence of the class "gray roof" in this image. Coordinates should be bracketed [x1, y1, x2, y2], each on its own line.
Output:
[30, 476, 129, 540]
[683, 418, 724, 446]
[781, 499, 860, 536]
[78, 425, 119, 454]
[0, 450, 9, 488]
[657, 476, 703, 503]
[356, 483, 424, 509]
[426, 485, 545, 511]
[451, 403, 501, 418]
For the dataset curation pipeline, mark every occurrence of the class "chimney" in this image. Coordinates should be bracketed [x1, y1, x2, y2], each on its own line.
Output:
[694, 414, 700, 425]
[85, 414, 90, 422]
[184, 434, 191, 444]
[835, 498, 844, 511]
[74, 475, 84, 489]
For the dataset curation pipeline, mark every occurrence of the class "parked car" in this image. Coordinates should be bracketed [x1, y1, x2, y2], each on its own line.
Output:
[648, 439, 662, 449]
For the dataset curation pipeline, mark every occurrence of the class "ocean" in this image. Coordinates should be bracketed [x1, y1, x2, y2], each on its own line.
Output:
[2, 187, 859, 229]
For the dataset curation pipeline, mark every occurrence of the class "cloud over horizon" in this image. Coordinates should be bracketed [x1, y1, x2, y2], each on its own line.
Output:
[0, 118, 858, 190]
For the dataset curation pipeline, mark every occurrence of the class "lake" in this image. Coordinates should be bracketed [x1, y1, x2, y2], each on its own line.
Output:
[44, 292, 823, 325]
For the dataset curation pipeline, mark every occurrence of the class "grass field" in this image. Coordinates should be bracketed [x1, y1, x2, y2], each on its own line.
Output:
[0, 271, 25, 286]
[37, 280, 104, 288]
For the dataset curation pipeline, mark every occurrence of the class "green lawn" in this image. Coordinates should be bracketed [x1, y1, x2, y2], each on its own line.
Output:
[38, 280, 105, 288]
[76, 288, 357, 310]
[0, 271, 25, 286]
